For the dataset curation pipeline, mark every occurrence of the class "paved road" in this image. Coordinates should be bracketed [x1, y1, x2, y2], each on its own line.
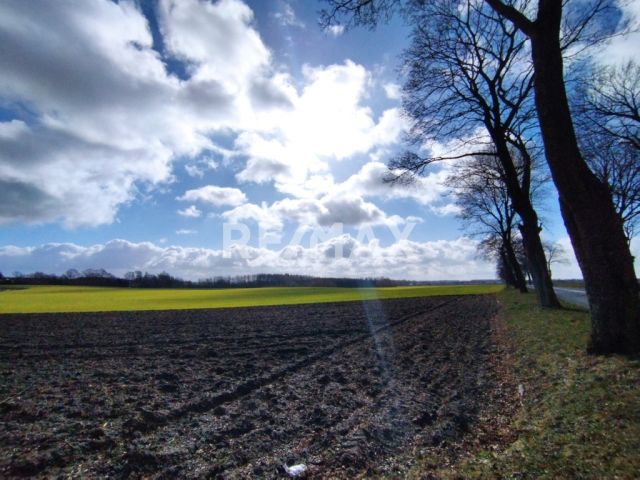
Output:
[554, 287, 589, 310]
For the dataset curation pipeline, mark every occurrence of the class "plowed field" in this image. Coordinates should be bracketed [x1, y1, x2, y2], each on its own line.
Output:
[0, 295, 500, 478]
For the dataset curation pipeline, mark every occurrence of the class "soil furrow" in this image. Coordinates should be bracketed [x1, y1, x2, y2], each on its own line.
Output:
[0, 295, 497, 478]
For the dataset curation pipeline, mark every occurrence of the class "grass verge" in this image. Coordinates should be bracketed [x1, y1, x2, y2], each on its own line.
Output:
[0, 284, 502, 314]
[421, 288, 640, 479]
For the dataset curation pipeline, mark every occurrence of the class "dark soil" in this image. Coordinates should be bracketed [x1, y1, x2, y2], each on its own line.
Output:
[0, 295, 500, 478]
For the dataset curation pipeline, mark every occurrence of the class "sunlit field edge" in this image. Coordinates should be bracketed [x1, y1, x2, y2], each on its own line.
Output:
[0, 284, 503, 314]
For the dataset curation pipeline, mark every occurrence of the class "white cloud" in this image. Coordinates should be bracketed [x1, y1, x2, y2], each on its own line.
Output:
[0, 237, 497, 281]
[315, 195, 385, 226]
[325, 25, 345, 37]
[431, 203, 463, 216]
[221, 190, 413, 234]
[0, 0, 290, 227]
[177, 205, 202, 218]
[178, 185, 247, 206]
[184, 157, 218, 178]
[383, 82, 401, 100]
[0, 1, 418, 230]
[158, 0, 270, 86]
[0, 0, 415, 229]
[225, 152, 458, 235]
[185, 164, 205, 178]
[0, 119, 29, 139]
[272, 2, 305, 28]
[278, 194, 390, 227]
[596, 0, 640, 65]
[235, 61, 407, 198]
[222, 202, 284, 232]
[338, 161, 453, 209]
[370, 108, 407, 145]
[176, 229, 197, 235]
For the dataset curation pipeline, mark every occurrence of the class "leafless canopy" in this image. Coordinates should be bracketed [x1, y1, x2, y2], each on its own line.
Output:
[573, 61, 640, 240]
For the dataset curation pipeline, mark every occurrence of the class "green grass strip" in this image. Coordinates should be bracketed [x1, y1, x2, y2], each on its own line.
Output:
[0, 284, 503, 314]
[423, 288, 640, 479]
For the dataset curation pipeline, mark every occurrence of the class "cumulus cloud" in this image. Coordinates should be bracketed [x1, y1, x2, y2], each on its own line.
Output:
[0, 0, 289, 227]
[158, 0, 270, 86]
[0, 237, 497, 281]
[337, 161, 454, 210]
[235, 61, 407, 197]
[0, 0, 416, 228]
[223, 153, 458, 235]
[221, 190, 413, 235]
[222, 202, 284, 232]
[226, 116, 458, 233]
[177, 205, 202, 218]
[315, 195, 385, 226]
[178, 185, 247, 207]
[0, 178, 64, 225]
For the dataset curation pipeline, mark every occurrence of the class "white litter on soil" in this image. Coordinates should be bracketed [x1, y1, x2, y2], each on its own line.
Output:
[283, 463, 307, 477]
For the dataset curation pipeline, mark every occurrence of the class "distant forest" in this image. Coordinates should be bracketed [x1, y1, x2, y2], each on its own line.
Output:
[0, 269, 496, 289]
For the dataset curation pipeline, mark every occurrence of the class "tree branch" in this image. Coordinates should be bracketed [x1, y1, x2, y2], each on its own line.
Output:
[484, 0, 535, 36]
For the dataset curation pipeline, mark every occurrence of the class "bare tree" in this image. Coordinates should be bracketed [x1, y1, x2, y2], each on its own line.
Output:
[479, 233, 522, 287]
[347, 1, 556, 307]
[543, 240, 569, 276]
[447, 153, 529, 292]
[573, 61, 640, 242]
[393, 0, 560, 307]
[321, 0, 640, 354]
[484, 0, 639, 354]
[578, 61, 640, 150]
[513, 236, 532, 283]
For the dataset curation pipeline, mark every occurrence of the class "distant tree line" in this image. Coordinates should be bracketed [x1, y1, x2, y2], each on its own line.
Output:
[0, 270, 494, 289]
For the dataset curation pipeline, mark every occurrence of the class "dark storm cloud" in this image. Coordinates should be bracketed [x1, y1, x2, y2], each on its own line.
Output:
[0, 179, 59, 223]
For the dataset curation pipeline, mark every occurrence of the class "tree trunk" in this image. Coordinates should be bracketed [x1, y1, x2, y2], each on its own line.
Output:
[503, 236, 528, 293]
[529, 1, 640, 354]
[518, 208, 560, 307]
[499, 248, 518, 288]
[490, 134, 561, 307]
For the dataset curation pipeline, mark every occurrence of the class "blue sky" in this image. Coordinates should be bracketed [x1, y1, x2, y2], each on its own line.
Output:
[0, 0, 638, 280]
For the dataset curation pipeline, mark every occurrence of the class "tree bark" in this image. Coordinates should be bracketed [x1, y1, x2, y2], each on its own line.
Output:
[518, 215, 558, 305]
[491, 133, 561, 307]
[499, 248, 518, 288]
[503, 236, 528, 293]
[528, 1, 640, 353]
[511, 185, 560, 307]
